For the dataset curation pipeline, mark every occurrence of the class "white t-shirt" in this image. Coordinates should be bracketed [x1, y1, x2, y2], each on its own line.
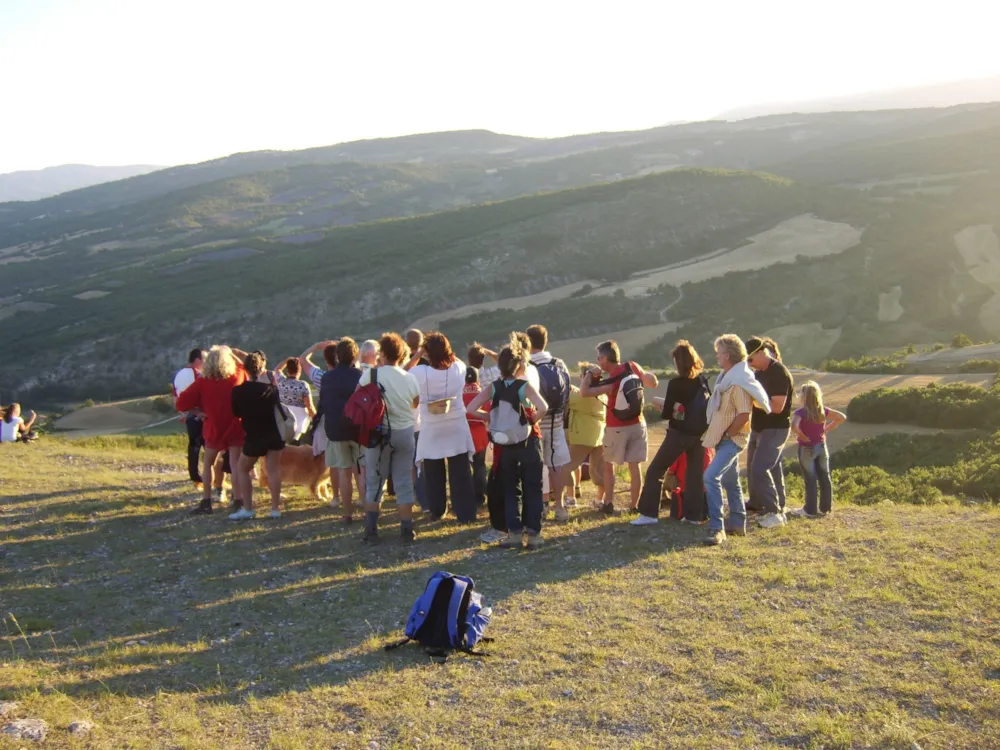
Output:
[173, 367, 197, 397]
[358, 365, 419, 431]
[410, 361, 475, 461]
[1, 417, 24, 443]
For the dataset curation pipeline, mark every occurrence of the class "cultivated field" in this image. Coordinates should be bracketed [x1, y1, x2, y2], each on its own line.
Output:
[53, 398, 180, 437]
[1, 437, 999, 749]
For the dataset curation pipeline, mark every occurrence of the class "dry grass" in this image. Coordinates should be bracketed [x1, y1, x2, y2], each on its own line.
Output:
[1, 437, 999, 749]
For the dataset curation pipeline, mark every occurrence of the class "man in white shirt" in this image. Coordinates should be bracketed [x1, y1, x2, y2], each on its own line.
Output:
[526, 325, 574, 521]
[173, 348, 206, 489]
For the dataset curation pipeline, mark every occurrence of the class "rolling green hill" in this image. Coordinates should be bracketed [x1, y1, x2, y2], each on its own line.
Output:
[4, 102, 1000, 404]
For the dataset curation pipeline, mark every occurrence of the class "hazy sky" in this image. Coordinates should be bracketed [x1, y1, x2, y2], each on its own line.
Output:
[1, 0, 997, 173]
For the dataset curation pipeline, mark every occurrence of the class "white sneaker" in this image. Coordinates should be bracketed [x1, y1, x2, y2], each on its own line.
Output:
[213, 487, 227, 504]
[269, 510, 281, 519]
[630, 514, 659, 526]
[564, 495, 578, 508]
[480, 528, 505, 543]
[758, 512, 787, 529]
[228, 508, 257, 521]
[789, 507, 819, 519]
[554, 507, 570, 522]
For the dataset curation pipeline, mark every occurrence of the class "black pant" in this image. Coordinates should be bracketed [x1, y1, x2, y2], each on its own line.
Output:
[472, 449, 487, 505]
[500, 437, 544, 535]
[636, 429, 706, 520]
[185, 415, 203, 483]
[487, 461, 507, 532]
[422, 453, 477, 522]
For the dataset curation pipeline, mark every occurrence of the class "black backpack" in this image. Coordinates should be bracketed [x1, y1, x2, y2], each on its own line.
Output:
[680, 375, 711, 435]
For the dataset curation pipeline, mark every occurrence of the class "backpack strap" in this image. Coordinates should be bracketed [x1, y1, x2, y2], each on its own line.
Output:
[446, 577, 470, 648]
[384, 637, 411, 651]
[406, 572, 449, 639]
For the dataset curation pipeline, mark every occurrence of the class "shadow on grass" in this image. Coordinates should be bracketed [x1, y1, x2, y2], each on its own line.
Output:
[3, 494, 706, 705]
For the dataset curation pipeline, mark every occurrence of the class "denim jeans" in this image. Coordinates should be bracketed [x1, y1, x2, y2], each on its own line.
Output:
[798, 443, 833, 515]
[747, 428, 789, 513]
[704, 439, 745, 532]
[501, 436, 544, 535]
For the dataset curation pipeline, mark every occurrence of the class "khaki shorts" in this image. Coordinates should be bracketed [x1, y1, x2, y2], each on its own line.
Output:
[603, 421, 648, 465]
[326, 440, 362, 471]
[540, 419, 571, 470]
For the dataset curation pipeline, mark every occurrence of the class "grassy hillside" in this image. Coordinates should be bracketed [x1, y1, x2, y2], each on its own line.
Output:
[1, 436, 998, 748]
[2, 169, 865, 401]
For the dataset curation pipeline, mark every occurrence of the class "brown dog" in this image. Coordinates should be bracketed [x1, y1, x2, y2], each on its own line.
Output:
[258, 444, 332, 503]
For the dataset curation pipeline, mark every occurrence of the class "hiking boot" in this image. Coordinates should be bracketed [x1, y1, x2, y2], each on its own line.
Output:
[525, 532, 543, 550]
[480, 528, 505, 543]
[228, 508, 256, 521]
[758, 512, 787, 530]
[190, 498, 213, 515]
[400, 527, 416, 544]
[703, 528, 727, 546]
[630, 514, 659, 526]
[498, 534, 522, 549]
[599, 502, 615, 516]
[724, 525, 747, 537]
[554, 507, 570, 522]
[789, 507, 820, 519]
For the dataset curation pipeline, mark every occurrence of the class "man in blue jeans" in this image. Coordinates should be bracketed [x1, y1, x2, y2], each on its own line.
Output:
[701, 334, 771, 546]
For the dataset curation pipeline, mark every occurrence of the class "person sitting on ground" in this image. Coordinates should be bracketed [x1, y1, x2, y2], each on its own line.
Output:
[790, 381, 846, 519]
[275, 357, 315, 442]
[745, 335, 795, 530]
[410, 331, 477, 522]
[230, 351, 285, 521]
[564, 362, 607, 507]
[701, 334, 771, 546]
[463, 367, 490, 507]
[173, 348, 207, 490]
[631, 340, 709, 527]
[357, 332, 421, 544]
[175, 345, 249, 515]
[320, 338, 365, 524]
[466, 336, 549, 549]
[1, 403, 37, 443]
[359, 339, 380, 374]
[580, 340, 659, 515]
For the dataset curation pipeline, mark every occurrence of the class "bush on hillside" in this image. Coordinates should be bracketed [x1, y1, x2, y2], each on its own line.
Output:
[822, 355, 911, 374]
[952, 333, 973, 348]
[846, 382, 1000, 429]
[957, 358, 1000, 373]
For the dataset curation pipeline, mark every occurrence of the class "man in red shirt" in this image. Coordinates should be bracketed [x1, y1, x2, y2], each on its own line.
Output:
[580, 340, 658, 514]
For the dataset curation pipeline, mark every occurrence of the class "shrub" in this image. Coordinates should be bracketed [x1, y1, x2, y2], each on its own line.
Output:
[81, 398, 95, 409]
[846, 382, 1000, 429]
[151, 395, 175, 414]
[957, 358, 1000, 373]
[952, 333, 973, 348]
[822, 355, 911, 374]
[643, 404, 664, 424]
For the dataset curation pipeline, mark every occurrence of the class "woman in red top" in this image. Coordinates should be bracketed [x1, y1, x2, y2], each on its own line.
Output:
[175, 345, 248, 515]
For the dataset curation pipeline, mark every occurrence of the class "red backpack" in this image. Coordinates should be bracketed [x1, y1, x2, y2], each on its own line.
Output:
[342, 368, 389, 448]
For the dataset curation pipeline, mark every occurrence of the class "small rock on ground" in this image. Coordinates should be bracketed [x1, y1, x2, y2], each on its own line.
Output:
[2, 718, 49, 741]
[68, 719, 95, 734]
[0, 702, 17, 717]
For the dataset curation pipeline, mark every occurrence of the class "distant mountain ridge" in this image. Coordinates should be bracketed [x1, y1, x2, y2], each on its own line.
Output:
[0, 164, 164, 202]
[718, 74, 1000, 120]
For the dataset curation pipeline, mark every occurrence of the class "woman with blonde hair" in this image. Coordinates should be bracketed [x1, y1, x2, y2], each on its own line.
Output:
[175, 344, 249, 515]
[790, 381, 846, 518]
[631, 340, 710, 526]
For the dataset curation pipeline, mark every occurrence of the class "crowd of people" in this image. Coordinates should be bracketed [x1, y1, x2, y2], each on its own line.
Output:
[171, 324, 847, 548]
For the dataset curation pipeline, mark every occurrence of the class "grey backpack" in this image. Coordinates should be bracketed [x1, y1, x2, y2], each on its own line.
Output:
[488, 379, 531, 445]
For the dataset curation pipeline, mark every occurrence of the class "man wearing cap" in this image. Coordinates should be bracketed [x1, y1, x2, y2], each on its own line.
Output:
[745, 335, 794, 530]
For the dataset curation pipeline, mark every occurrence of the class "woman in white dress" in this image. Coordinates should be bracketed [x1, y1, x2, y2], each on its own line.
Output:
[410, 332, 477, 522]
[274, 357, 315, 441]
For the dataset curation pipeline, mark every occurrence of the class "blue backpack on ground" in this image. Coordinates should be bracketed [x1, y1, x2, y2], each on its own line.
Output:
[385, 571, 493, 658]
[535, 357, 571, 415]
